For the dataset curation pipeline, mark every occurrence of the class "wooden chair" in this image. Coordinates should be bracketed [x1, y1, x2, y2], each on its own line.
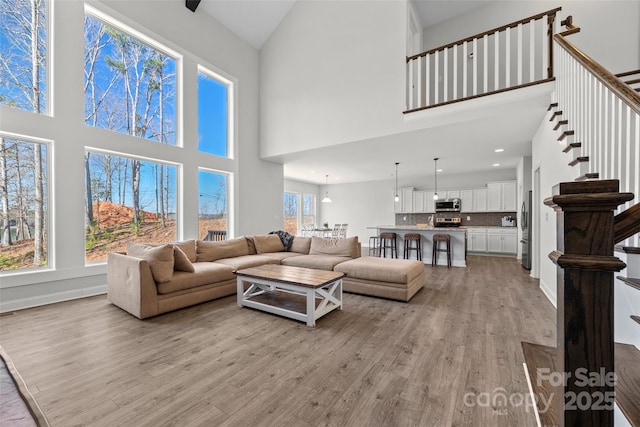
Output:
[403, 233, 422, 261]
[379, 232, 397, 258]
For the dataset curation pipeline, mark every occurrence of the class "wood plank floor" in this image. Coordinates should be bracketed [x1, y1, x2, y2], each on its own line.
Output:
[0, 256, 556, 426]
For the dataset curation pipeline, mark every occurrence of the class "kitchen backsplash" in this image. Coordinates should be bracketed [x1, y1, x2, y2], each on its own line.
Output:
[395, 212, 517, 227]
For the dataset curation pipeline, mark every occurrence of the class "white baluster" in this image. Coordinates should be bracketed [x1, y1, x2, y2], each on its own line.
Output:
[426, 54, 430, 107]
[472, 38, 478, 95]
[463, 42, 468, 97]
[444, 47, 448, 102]
[529, 19, 535, 82]
[517, 23, 523, 85]
[417, 56, 423, 109]
[453, 44, 458, 100]
[483, 34, 488, 93]
[541, 16, 547, 78]
[505, 27, 511, 87]
[435, 50, 439, 104]
[408, 58, 414, 110]
[494, 30, 500, 90]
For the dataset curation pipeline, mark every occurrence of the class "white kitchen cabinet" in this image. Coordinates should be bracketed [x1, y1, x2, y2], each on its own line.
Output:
[473, 188, 488, 212]
[460, 189, 473, 212]
[487, 228, 517, 254]
[395, 186, 414, 213]
[423, 191, 436, 212]
[467, 228, 487, 252]
[487, 181, 517, 212]
[401, 187, 414, 212]
[412, 191, 426, 213]
[446, 190, 460, 199]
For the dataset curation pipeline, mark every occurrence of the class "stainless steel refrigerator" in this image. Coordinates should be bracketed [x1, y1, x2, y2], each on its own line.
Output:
[521, 191, 532, 270]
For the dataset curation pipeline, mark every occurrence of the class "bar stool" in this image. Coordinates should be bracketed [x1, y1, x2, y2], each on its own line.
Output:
[379, 232, 397, 258]
[368, 235, 380, 256]
[403, 233, 422, 261]
[432, 234, 451, 267]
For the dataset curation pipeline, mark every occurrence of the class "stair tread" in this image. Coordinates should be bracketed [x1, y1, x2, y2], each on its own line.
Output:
[632, 316, 640, 326]
[522, 342, 640, 427]
[616, 342, 640, 426]
[575, 172, 600, 181]
[563, 142, 582, 153]
[617, 276, 640, 291]
[554, 119, 569, 131]
[568, 156, 589, 167]
[550, 110, 563, 121]
[521, 342, 561, 427]
[557, 130, 574, 141]
[547, 102, 558, 111]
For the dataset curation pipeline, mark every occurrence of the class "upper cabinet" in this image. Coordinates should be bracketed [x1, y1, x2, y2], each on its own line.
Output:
[459, 189, 473, 212]
[487, 181, 517, 212]
[473, 188, 488, 212]
[394, 181, 516, 213]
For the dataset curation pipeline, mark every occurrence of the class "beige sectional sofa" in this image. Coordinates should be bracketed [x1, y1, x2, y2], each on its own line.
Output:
[107, 234, 424, 319]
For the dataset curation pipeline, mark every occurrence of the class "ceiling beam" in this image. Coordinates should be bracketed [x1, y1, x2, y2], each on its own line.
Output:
[186, 0, 201, 13]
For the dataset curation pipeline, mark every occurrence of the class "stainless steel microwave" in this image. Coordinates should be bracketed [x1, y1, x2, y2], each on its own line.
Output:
[435, 198, 461, 212]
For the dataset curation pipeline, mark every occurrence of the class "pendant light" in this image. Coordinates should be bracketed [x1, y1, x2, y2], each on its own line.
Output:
[394, 162, 400, 202]
[321, 174, 332, 203]
[433, 158, 439, 200]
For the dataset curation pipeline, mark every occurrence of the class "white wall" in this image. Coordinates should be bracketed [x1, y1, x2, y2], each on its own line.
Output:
[531, 109, 579, 306]
[422, 1, 640, 74]
[0, 0, 283, 312]
[516, 156, 532, 260]
[260, 0, 408, 157]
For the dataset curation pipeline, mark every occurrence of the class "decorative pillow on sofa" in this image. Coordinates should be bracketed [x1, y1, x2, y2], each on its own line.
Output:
[173, 247, 195, 273]
[174, 240, 197, 263]
[126, 242, 175, 283]
[196, 237, 249, 262]
[245, 236, 257, 255]
[290, 236, 312, 254]
[309, 236, 359, 258]
[253, 234, 285, 254]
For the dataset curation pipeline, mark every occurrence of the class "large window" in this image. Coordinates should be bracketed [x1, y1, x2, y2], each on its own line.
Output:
[83, 14, 176, 145]
[283, 192, 316, 236]
[303, 193, 316, 227]
[84, 150, 176, 262]
[283, 192, 299, 235]
[0, 0, 47, 114]
[198, 69, 230, 157]
[198, 170, 229, 239]
[0, 136, 48, 270]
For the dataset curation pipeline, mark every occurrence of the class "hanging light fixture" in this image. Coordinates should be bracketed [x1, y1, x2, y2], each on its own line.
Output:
[433, 158, 439, 200]
[321, 174, 332, 203]
[394, 162, 400, 202]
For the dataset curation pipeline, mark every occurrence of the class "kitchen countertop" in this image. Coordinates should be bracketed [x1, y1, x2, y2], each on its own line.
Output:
[369, 225, 518, 230]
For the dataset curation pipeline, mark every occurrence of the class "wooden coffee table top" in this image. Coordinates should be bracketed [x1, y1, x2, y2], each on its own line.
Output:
[235, 264, 345, 288]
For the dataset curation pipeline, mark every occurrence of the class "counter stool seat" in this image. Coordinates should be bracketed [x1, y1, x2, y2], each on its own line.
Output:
[403, 233, 422, 261]
[432, 233, 451, 267]
[368, 235, 380, 256]
[379, 232, 397, 259]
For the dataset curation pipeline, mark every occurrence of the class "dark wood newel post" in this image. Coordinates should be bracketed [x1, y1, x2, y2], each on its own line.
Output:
[547, 11, 556, 78]
[544, 179, 633, 427]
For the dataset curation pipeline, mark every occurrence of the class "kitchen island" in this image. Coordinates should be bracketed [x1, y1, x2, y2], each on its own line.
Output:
[368, 226, 467, 267]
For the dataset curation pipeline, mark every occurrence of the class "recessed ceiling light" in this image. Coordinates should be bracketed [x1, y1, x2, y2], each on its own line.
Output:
[492, 163, 500, 167]
[437, 169, 443, 172]
[310, 170, 316, 174]
[494, 148, 504, 153]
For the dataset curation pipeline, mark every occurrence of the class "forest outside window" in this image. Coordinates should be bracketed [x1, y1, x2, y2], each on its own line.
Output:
[0, 136, 49, 271]
[84, 150, 177, 263]
[198, 170, 229, 240]
[0, 0, 48, 115]
[83, 12, 177, 145]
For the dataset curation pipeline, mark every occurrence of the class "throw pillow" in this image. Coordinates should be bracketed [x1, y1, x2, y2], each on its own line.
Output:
[309, 236, 359, 258]
[126, 242, 174, 283]
[253, 234, 285, 254]
[173, 246, 195, 273]
[290, 236, 312, 254]
[174, 239, 197, 263]
[196, 237, 249, 262]
[245, 236, 257, 255]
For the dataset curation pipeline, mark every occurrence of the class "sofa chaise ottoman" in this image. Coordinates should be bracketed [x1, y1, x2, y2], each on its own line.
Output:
[334, 256, 425, 302]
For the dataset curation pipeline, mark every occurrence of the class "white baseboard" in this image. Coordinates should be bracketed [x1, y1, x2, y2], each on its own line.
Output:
[0, 285, 106, 313]
[539, 279, 557, 308]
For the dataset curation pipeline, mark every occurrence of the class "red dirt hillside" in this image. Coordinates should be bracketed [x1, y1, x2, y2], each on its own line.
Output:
[91, 201, 157, 227]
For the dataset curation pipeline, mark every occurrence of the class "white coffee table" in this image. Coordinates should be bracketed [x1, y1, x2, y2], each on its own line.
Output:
[235, 264, 344, 327]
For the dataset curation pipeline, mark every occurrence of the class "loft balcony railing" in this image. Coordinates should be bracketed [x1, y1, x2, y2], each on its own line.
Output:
[405, 8, 561, 113]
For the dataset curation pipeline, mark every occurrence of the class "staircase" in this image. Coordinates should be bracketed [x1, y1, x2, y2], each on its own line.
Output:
[522, 16, 640, 427]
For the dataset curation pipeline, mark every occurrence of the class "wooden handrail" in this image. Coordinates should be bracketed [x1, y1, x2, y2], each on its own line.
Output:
[615, 203, 640, 244]
[406, 7, 562, 62]
[554, 35, 640, 115]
